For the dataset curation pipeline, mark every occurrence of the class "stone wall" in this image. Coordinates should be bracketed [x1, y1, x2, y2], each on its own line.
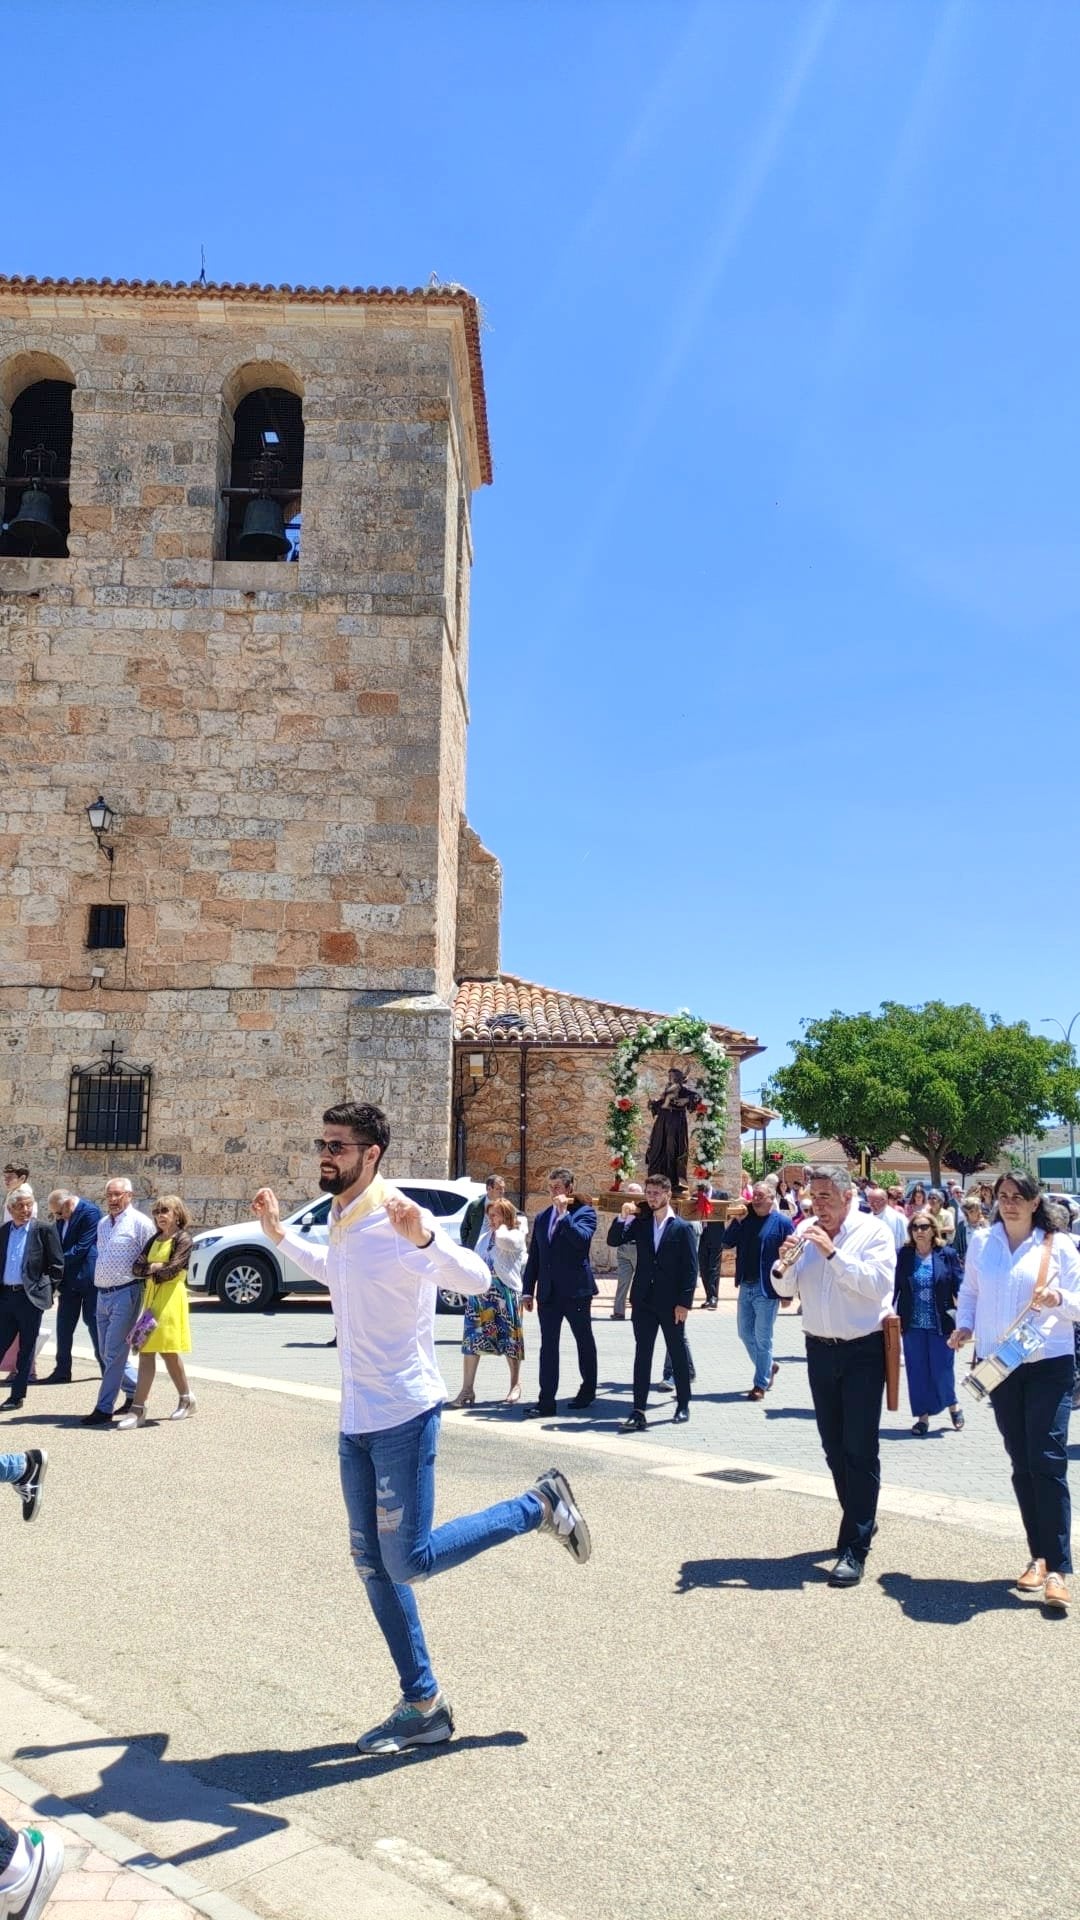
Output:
[454, 822, 501, 980]
[456, 1044, 744, 1263]
[0, 289, 491, 1209]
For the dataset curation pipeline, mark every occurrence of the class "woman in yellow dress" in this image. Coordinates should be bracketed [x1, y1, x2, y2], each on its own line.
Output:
[117, 1195, 195, 1427]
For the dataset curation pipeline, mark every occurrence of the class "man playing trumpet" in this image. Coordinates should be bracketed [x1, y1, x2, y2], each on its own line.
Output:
[768, 1165, 896, 1588]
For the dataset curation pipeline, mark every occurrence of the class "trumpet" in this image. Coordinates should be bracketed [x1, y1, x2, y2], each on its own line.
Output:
[770, 1229, 810, 1294]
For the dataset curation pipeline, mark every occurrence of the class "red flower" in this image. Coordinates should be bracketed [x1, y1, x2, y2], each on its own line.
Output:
[693, 1164, 710, 1178]
[616, 1096, 633, 1111]
[694, 1102, 707, 1114]
[610, 1156, 622, 1168]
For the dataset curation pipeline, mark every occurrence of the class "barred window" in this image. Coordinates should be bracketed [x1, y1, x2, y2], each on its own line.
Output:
[68, 1043, 150, 1151]
[87, 905, 126, 950]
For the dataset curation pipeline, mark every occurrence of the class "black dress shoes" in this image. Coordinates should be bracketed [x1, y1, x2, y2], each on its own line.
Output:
[1, 1395, 25, 1411]
[80, 1407, 114, 1427]
[521, 1403, 557, 1420]
[827, 1549, 864, 1587]
[565, 1391, 595, 1411]
[672, 1404, 690, 1424]
[41, 1369, 72, 1385]
[619, 1411, 647, 1433]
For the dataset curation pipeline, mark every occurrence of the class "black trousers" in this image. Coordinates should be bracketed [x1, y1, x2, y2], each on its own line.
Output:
[806, 1330, 885, 1563]
[990, 1353, 1073, 1574]
[633, 1300, 691, 1410]
[0, 1288, 43, 1401]
[537, 1296, 597, 1409]
[697, 1223, 724, 1303]
[55, 1284, 103, 1374]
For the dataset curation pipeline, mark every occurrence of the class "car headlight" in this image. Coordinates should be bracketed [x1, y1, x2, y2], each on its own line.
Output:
[194, 1235, 223, 1254]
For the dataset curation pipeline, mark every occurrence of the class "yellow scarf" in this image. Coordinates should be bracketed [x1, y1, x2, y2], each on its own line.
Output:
[328, 1175, 398, 1244]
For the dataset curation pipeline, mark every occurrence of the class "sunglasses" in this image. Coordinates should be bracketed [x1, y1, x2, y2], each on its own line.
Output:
[314, 1137, 374, 1157]
[911, 1221, 933, 1231]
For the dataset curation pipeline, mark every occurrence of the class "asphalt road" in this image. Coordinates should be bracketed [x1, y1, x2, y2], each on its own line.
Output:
[2, 1304, 1079, 1920]
[176, 1292, 1022, 1507]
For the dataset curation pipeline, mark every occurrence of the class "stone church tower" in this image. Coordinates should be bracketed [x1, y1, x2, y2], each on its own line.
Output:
[0, 274, 500, 1216]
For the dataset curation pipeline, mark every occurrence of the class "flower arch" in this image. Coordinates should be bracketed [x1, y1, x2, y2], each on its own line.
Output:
[605, 1011, 729, 1186]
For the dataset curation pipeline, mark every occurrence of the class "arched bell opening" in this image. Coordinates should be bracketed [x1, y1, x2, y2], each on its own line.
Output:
[223, 386, 304, 562]
[0, 376, 75, 557]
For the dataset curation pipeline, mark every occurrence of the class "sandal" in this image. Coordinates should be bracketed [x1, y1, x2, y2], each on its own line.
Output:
[503, 1385, 522, 1405]
[445, 1391, 476, 1410]
[949, 1405, 964, 1430]
[169, 1394, 196, 1421]
[912, 1417, 930, 1435]
[116, 1403, 146, 1429]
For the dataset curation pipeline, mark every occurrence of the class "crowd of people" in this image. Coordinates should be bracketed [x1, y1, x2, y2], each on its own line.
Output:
[441, 1157, 1080, 1608]
[0, 1160, 197, 1543]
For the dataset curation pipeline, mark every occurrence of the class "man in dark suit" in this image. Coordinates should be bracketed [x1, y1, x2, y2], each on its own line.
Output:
[521, 1168, 598, 1416]
[611, 1174, 698, 1429]
[45, 1188, 104, 1382]
[0, 1187, 64, 1410]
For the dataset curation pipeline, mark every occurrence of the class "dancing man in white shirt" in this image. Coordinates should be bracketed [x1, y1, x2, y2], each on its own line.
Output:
[770, 1165, 896, 1588]
[253, 1100, 591, 1755]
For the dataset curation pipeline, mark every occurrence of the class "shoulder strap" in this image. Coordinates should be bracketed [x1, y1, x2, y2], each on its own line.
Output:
[1034, 1231, 1054, 1299]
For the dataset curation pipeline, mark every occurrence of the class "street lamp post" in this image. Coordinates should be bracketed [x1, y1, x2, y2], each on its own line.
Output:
[1041, 1014, 1080, 1195]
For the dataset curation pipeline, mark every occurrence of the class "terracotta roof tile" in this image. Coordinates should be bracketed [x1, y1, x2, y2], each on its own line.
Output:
[453, 973, 762, 1058]
[0, 275, 492, 485]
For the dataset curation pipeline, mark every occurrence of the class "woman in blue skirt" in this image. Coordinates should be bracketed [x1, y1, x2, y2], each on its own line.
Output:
[893, 1211, 964, 1434]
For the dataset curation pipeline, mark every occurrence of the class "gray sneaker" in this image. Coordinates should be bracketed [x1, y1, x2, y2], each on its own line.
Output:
[532, 1466, 592, 1565]
[356, 1694, 454, 1755]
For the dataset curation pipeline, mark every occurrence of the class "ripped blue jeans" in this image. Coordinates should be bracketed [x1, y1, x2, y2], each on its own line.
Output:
[338, 1405, 543, 1701]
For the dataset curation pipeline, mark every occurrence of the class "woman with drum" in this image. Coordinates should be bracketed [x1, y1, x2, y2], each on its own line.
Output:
[949, 1173, 1080, 1609]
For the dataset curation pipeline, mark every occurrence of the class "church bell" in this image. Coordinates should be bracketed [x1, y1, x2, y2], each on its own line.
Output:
[0, 482, 66, 557]
[234, 493, 288, 561]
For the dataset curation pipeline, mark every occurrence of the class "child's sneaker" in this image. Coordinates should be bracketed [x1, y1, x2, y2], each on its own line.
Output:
[0, 1826, 64, 1920]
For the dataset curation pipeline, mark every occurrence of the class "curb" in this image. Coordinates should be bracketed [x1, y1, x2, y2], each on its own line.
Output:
[0, 1662, 479, 1920]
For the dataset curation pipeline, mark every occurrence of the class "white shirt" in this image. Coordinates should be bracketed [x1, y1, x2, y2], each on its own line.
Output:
[877, 1206, 908, 1253]
[272, 1186, 490, 1434]
[653, 1207, 674, 1251]
[95, 1204, 155, 1287]
[956, 1223, 1080, 1363]
[786, 1201, 895, 1340]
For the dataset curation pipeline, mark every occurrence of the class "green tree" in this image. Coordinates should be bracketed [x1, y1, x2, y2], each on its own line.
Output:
[762, 1010, 902, 1171]
[764, 1002, 1080, 1187]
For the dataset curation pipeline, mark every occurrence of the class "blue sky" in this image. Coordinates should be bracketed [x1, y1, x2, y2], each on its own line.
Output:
[7, 0, 1079, 1093]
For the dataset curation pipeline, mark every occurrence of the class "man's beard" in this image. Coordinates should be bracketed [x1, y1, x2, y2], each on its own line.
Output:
[319, 1169, 349, 1195]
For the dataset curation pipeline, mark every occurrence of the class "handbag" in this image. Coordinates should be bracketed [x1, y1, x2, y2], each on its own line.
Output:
[129, 1307, 157, 1352]
[962, 1233, 1054, 1403]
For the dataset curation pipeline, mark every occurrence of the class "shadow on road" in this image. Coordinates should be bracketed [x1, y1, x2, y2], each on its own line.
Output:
[15, 1733, 288, 1866]
[676, 1548, 830, 1594]
[876, 1572, 1050, 1624]
[16, 1728, 527, 1863]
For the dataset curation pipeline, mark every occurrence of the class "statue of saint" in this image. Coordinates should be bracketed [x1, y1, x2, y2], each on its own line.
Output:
[645, 1067, 701, 1195]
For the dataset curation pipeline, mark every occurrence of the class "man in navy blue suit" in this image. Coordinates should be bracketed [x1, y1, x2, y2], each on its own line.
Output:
[521, 1168, 598, 1416]
[44, 1189, 104, 1383]
[610, 1174, 698, 1429]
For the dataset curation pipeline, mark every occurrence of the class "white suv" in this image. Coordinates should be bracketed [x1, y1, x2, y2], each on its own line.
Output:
[187, 1178, 486, 1313]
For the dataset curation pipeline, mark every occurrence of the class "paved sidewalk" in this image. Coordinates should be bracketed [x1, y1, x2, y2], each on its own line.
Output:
[0, 1774, 200, 1918]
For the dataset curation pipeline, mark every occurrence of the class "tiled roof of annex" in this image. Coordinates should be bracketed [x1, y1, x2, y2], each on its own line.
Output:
[453, 973, 762, 1060]
[0, 275, 492, 485]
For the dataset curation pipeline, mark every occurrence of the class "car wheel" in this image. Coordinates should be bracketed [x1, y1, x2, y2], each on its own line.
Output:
[437, 1289, 469, 1314]
[213, 1251, 279, 1311]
